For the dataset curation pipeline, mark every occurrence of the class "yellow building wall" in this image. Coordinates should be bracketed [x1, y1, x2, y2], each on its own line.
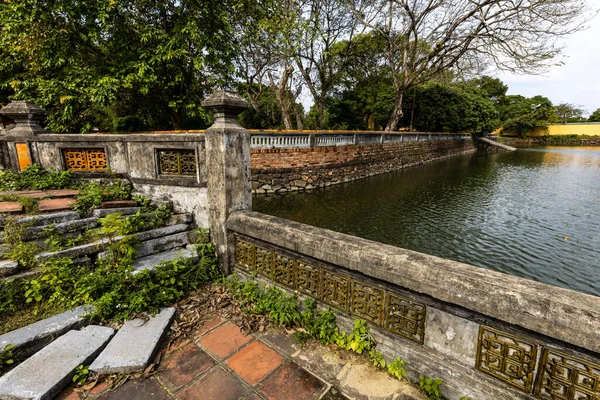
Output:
[531, 124, 600, 137]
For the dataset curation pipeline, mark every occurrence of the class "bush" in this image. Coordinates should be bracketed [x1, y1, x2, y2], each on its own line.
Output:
[0, 164, 72, 191]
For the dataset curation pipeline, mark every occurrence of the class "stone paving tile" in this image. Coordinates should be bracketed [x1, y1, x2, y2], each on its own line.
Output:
[258, 330, 298, 356]
[176, 366, 252, 400]
[227, 340, 285, 385]
[157, 342, 215, 392]
[95, 378, 172, 400]
[194, 314, 225, 338]
[259, 362, 326, 400]
[199, 322, 253, 359]
[37, 197, 76, 212]
[0, 201, 23, 213]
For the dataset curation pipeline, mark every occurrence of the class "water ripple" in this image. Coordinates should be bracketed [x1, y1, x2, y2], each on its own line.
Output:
[253, 147, 600, 297]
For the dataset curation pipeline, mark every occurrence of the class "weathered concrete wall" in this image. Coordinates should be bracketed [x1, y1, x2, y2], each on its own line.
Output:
[251, 139, 475, 194]
[227, 210, 600, 400]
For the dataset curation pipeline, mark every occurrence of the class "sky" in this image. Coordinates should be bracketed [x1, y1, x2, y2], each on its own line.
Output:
[496, 0, 600, 117]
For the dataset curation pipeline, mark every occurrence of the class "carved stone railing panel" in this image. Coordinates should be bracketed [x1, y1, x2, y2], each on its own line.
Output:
[234, 236, 427, 345]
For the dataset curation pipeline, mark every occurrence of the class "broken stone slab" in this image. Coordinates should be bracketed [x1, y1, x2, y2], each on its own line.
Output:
[14, 211, 79, 227]
[90, 308, 175, 374]
[36, 224, 190, 263]
[166, 213, 193, 226]
[135, 232, 190, 258]
[0, 260, 18, 277]
[92, 207, 140, 218]
[0, 306, 91, 357]
[36, 238, 110, 263]
[131, 248, 198, 273]
[0, 217, 99, 243]
[0, 325, 114, 400]
[0, 269, 39, 285]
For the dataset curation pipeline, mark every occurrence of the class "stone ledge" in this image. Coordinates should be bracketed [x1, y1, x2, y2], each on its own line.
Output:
[226, 210, 600, 354]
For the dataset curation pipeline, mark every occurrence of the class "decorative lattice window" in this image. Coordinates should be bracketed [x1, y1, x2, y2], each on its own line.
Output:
[157, 149, 197, 176]
[63, 148, 108, 171]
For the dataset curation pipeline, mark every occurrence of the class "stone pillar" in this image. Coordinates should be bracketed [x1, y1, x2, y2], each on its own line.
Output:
[0, 101, 48, 171]
[202, 91, 251, 274]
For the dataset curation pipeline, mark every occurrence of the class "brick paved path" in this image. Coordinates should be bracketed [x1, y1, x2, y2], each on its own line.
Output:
[59, 314, 424, 400]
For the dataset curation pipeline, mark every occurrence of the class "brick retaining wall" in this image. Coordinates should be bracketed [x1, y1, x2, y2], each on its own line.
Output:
[251, 138, 475, 194]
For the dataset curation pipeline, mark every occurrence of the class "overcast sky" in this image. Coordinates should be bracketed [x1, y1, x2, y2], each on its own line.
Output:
[496, 0, 600, 116]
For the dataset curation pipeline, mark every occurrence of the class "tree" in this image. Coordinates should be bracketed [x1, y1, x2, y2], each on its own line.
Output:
[498, 95, 558, 137]
[348, 0, 590, 131]
[400, 83, 499, 134]
[293, 0, 358, 129]
[0, 0, 242, 132]
[589, 109, 600, 122]
[555, 103, 585, 123]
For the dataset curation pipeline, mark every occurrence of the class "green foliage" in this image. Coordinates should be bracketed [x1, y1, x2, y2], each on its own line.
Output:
[588, 108, 600, 122]
[42, 225, 89, 252]
[401, 83, 500, 134]
[337, 319, 376, 355]
[295, 299, 338, 345]
[72, 365, 89, 386]
[419, 376, 444, 400]
[498, 95, 558, 137]
[3, 218, 39, 269]
[72, 180, 132, 216]
[0, 0, 243, 132]
[0, 344, 15, 376]
[225, 276, 417, 382]
[369, 349, 386, 368]
[460, 397, 471, 400]
[0, 164, 72, 191]
[387, 357, 408, 380]
[0, 241, 219, 324]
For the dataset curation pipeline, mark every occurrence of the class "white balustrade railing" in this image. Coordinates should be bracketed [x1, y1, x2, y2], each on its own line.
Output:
[251, 135, 310, 149]
[250, 132, 471, 149]
[315, 135, 355, 147]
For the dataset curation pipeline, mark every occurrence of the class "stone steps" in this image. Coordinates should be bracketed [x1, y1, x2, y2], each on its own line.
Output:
[35, 223, 191, 263]
[0, 306, 91, 358]
[0, 325, 114, 400]
[132, 247, 199, 273]
[90, 308, 175, 374]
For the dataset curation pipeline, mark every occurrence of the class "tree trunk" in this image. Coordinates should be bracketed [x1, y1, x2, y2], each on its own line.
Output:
[317, 100, 325, 129]
[268, 67, 294, 130]
[385, 92, 404, 131]
[294, 105, 304, 131]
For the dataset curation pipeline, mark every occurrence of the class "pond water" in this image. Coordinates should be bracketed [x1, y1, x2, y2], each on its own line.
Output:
[253, 146, 600, 297]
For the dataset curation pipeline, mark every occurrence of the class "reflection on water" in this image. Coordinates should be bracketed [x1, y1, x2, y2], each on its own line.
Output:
[253, 146, 600, 297]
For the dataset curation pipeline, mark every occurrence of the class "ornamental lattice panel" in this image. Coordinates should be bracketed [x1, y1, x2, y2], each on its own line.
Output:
[157, 149, 197, 176]
[476, 325, 538, 393]
[63, 149, 108, 171]
[535, 348, 600, 400]
[234, 236, 427, 345]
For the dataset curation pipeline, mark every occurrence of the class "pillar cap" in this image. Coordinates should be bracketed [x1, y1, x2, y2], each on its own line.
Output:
[201, 91, 249, 117]
[0, 101, 47, 118]
[0, 101, 47, 135]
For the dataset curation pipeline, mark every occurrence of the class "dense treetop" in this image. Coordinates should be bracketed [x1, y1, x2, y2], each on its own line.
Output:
[0, 0, 591, 134]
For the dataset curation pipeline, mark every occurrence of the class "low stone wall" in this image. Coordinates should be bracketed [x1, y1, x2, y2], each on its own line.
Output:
[0, 123, 209, 226]
[251, 139, 475, 194]
[227, 210, 600, 400]
[499, 136, 600, 146]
